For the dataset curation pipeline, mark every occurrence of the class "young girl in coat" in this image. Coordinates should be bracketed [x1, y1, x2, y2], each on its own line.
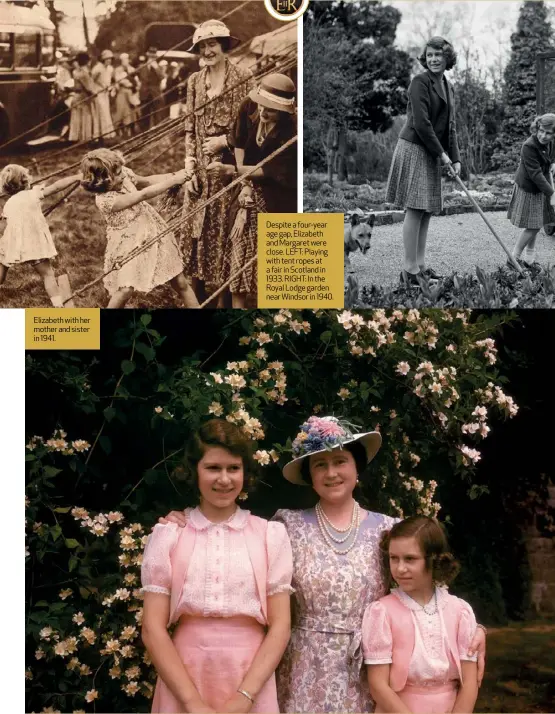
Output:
[80, 149, 199, 308]
[0, 164, 81, 306]
[141, 419, 293, 713]
[363, 516, 479, 714]
[508, 113, 555, 266]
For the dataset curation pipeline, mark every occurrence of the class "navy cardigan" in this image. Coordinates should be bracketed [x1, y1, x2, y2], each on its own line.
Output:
[399, 70, 460, 163]
[514, 135, 554, 196]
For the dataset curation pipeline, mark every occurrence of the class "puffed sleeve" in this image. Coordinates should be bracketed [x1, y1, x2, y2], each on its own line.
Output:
[362, 600, 393, 665]
[141, 523, 179, 596]
[457, 599, 478, 662]
[266, 521, 294, 596]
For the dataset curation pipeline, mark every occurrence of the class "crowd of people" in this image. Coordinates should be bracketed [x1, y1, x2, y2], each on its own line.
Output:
[0, 20, 297, 309]
[52, 45, 190, 142]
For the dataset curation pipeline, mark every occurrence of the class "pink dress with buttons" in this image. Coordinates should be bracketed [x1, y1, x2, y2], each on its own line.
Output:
[362, 587, 477, 713]
[141, 507, 293, 713]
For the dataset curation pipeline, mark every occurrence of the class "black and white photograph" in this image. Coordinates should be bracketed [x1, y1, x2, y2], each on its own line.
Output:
[0, 0, 298, 309]
[303, 0, 555, 308]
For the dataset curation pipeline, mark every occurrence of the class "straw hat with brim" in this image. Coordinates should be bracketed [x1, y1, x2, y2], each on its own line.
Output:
[100, 49, 114, 60]
[282, 416, 382, 485]
[188, 20, 240, 53]
[249, 73, 296, 114]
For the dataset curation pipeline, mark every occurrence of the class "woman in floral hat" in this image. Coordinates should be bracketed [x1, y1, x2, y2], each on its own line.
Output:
[160, 415, 486, 712]
[181, 19, 255, 307]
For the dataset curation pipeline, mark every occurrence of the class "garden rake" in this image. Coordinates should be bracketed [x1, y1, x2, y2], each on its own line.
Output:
[445, 165, 524, 276]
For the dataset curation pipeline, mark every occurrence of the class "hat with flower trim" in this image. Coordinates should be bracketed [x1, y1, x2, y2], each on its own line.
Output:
[283, 415, 381, 485]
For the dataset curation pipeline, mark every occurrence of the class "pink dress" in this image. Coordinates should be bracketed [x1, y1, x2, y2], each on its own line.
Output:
[362, 587, 477, 714]
[141, 507, 293, 713]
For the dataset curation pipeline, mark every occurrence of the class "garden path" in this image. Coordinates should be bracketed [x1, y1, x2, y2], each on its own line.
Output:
[349, 211, 555, 288]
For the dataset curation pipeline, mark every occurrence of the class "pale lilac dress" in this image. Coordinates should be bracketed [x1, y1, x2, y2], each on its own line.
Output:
[362, 587, 477, 713]
[141, 507, 293, 713]
[272, 508, 398, 713]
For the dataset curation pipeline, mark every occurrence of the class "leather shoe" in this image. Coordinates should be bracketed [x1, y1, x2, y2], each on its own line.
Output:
[400, 270, 422, 287]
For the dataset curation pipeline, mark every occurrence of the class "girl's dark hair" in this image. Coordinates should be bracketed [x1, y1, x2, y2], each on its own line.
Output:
[178, 419, 259, 503]
[418, 36, 457, 71]
[75, 51, 90, 67]
[80, 149, 124, 193]
[300, 440, 367, 486]
[380, 515, 460, 589]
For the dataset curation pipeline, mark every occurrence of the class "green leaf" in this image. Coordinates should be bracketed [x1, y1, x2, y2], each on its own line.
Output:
[144, 469, 159, 485]
[50, 525, 62, 542]
[44, 466, 62, 478]
[99, 435, 112, 455]
[25, 454, 36, 462]
[54, 507, 71, 513]
[64, 539, 80, 549]
[320, 330, 332, 343]
[34, 601, 49, 608]
[140, 314, 152, 326]
[121, 360, 136, 375]
[103, 406, 116, 422]
[50, 602, 66, 611]
[79, 586, 90, 599]
[68, 555, 79, 572]
[135, 341, 156, 362]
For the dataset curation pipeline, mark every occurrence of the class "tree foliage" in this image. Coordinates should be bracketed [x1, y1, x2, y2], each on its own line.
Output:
[492, 0, 555, 169]
[304, 0, 411, 171]
[93, 0, 280, 55]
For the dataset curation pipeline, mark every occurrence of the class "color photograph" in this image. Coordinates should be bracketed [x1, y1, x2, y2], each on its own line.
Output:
[25, 308, 554, 713]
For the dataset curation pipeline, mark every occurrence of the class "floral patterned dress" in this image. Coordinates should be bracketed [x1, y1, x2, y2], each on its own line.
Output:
[272, 508, 398, 713]
[181, 59, 254, 292]
[95, 167, 183, 296]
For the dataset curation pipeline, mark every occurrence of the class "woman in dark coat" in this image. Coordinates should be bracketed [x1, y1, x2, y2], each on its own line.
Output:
[208, 73, 297, 308]
[386, 36, 461, 285]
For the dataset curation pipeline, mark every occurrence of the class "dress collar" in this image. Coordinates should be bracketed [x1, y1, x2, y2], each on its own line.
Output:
[188, 505, 250, 531]
[392, 585, 448, 611]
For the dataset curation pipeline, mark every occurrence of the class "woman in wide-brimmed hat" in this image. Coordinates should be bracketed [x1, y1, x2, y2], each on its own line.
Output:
[159, 414, 486, 712]
[386, 36, 461, 286]
[181, 19, 255, 307]
[208, 73, 297, 308]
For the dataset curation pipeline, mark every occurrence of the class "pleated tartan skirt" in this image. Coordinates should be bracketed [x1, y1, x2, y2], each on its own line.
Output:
[507, 184, 555, 229]
[386, 138, 443, 215]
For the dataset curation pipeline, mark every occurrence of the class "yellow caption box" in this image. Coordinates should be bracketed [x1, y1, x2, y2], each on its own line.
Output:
[258, 213, 344, 309]
[25, 309, 100, 350]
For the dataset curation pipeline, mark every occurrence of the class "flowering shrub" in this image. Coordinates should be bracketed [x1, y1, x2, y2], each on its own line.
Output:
[26, 309, 522, 712]
[353, 263, 555, 309]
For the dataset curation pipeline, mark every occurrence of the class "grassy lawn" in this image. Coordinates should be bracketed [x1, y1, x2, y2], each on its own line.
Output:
[476, 621, 555, 713]
[0, 134, 188, 308]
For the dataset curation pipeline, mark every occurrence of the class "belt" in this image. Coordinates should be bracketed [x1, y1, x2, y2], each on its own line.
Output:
[295, 615, 363, 685]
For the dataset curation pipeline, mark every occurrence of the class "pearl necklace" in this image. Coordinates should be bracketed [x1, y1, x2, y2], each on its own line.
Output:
[402, 588, 438, 616]
[316, 501, 361, 554]
[317, 500, 357, 533]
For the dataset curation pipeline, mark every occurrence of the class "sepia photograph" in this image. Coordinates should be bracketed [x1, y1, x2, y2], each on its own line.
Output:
[303, 0, 555, 308]
[24, 307, 554, 714]
[0, 0, 298, 310]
